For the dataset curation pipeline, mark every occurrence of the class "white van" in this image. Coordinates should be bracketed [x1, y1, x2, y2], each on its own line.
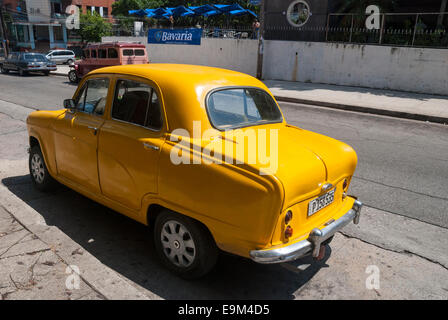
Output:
[46, 50, 75, 65]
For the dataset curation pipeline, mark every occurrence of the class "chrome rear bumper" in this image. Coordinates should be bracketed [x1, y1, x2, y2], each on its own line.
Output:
[250, 199, 363, 264]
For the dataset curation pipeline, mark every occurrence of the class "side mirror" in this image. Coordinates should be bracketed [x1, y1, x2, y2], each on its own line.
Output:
[64, 99, 76, 110]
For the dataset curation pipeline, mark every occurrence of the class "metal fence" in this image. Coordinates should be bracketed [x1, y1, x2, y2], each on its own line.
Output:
[89, 12, 448, 48]
[325, 12, 448, 48]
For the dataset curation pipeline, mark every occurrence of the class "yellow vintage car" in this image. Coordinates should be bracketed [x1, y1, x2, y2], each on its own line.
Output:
[26, 64, 362, 278]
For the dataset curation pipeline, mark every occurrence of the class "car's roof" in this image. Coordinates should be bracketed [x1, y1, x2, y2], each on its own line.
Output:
[90, 63, 261, 86]
[89, 64, 272, 135]
[22, 52, 45, 56]
[86, 42, 146, 49]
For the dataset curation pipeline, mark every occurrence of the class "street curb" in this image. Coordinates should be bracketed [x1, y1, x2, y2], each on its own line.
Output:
[274, 96, 448, 125]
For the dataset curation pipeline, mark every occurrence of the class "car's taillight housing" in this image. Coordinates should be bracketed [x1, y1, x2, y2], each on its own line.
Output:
[285, 226, 293, 239]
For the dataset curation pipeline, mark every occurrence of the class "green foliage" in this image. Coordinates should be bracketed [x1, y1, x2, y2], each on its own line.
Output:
[79, 12, 112, 43]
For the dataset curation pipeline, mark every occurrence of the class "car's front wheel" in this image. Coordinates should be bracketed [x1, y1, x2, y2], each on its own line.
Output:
[29, 145, 56, 191]
[68, 70, 78, 83]
[154, 210, 218, 279]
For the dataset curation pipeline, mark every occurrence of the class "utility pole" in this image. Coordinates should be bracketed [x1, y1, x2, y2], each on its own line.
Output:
[256, 0, 265, 79]
[437, 0, 447, 27]
[0, 2, 9, 57]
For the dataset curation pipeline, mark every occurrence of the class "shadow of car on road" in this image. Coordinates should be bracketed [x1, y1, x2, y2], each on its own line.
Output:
[2, 174, 332, 300]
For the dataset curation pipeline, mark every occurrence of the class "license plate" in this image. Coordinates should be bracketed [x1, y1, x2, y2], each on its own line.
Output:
[307, 188, 335, 217]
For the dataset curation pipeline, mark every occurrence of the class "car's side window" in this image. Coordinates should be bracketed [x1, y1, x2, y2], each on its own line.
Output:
[108, 48, 118, 58]
[98, 49, 107, 59]
[112, 79, 163, 130]
[75, 84, 87, 110]
[75, 78, 109, 115]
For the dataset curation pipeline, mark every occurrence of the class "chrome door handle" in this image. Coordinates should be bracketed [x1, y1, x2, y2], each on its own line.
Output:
[143, 143, 159, 151]
[88, 126, 98, 135]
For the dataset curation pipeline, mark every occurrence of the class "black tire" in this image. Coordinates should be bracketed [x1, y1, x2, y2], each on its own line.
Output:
[154, 210, 218, 279]
[67, 59, 74, 65]
[68, 70, 78, 83]
[0, 65, 9, 74]
[43, 71, 50, 76]
[29, 145, 57, 191]
[18, 68, 27, 76]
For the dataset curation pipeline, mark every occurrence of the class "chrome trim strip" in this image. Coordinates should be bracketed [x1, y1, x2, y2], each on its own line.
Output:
[250, 199, 363, 264]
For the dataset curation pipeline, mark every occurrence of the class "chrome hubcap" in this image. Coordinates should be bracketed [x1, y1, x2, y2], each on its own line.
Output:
[31, 154, 45, 184]
[161, 220, 196, 268]
[69, 72, 76, 81]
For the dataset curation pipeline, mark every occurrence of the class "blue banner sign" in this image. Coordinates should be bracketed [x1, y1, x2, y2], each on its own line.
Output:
[148, 29, 202, 45]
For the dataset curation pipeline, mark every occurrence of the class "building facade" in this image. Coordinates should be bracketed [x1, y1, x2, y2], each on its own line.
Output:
[71, 0, 115, 18]
[264, 0, 448, 46]
[1, 0, 116, 52]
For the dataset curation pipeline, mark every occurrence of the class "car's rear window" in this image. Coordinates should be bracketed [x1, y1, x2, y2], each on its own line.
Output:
[123, 49, 133, 56]
[134, 49, 145, 56]
[206, 88, 283, 130]
[24, 54, 46, 61]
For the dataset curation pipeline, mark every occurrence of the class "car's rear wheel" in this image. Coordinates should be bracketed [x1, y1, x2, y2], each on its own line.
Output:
[0, 65, 8, 74]
[67, 59, 74, 65]
[154, 210, 218, 279]
[68, 70, 78, 83]
[29, 145, 57, 191]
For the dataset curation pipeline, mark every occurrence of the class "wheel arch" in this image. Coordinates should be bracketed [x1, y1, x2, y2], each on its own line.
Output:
[145, 202, 218, 247]
[28, 132, 56, 178]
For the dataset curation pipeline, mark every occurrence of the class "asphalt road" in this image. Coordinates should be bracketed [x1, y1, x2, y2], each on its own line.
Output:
[1, 73, 447, 299]
[1, 73, 446, 228]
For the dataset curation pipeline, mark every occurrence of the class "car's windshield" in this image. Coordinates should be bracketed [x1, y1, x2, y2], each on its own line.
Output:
[206, 88, 283, 130]
[24, 54, 47, 62]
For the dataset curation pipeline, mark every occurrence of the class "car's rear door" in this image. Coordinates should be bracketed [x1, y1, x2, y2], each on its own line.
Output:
[52, 75, 112, 194]
[98, 75, 165, 211]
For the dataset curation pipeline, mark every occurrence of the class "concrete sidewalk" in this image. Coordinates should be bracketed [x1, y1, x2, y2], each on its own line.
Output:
[265, 80, 448, 124]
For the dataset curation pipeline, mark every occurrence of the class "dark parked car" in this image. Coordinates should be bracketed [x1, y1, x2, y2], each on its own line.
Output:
[0, 52, 57, 76]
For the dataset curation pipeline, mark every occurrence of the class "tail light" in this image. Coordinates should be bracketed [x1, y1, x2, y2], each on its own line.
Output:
[285, 210, 293, 225]
[343, 178, 348, 190]
[285, 226, 293, 239]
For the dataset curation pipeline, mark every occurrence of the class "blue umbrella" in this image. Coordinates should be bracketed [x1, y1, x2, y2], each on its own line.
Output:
[149, 7, 170, 19]
[229, 9, 258, 18]
[202, 10, 223, 17]
[213, 4, 245, 12]
[189, 5, 219, 15]
[170, 5, 195, 17]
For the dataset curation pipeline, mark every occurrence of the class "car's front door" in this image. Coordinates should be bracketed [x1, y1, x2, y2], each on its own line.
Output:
[98, 76, 165, 211]
[8, 53, 19, 70]
[52, 76, 111, 194]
